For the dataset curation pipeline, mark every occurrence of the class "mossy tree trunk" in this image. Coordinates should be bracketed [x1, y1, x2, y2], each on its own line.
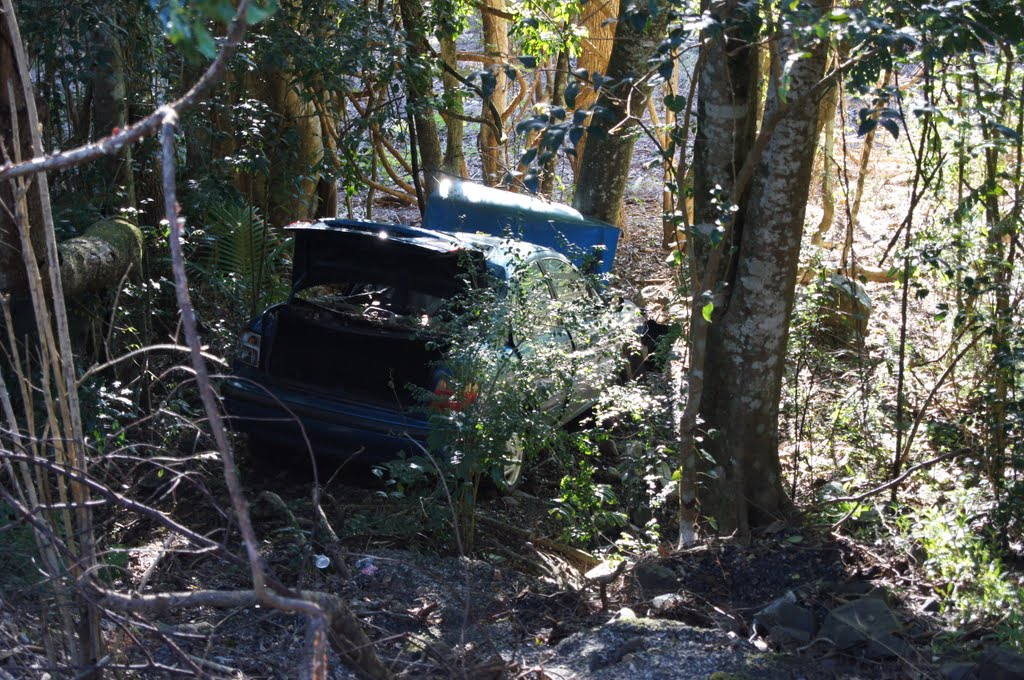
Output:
[58, 218, 143, 298]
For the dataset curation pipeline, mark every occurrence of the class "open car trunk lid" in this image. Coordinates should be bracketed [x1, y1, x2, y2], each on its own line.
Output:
[288, 219, 485, 295]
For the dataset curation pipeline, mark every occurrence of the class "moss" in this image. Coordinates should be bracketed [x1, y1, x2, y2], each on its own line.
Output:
[86, 217, 143, 270]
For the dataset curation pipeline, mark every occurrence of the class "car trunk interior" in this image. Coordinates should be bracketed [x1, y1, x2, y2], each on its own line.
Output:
[266, 302, 443, 408]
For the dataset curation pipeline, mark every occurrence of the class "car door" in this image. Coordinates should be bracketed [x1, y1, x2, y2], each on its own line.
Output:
[536, 257, 614, 413]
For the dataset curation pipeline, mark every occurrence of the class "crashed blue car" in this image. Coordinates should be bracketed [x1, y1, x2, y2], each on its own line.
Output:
[222, 181, 643, 486]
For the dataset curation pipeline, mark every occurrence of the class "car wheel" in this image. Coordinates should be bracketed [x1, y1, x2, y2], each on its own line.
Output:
[499, 434, 525, 490]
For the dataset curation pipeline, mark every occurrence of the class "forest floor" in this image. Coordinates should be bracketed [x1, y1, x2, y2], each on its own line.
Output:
[2, 446, 980, 679]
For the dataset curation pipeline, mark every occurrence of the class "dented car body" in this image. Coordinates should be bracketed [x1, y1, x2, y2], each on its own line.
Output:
[222, 187, 642, 472]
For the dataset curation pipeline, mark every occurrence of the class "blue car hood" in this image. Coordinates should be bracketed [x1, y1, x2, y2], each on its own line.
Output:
[423, 178, 620, 275]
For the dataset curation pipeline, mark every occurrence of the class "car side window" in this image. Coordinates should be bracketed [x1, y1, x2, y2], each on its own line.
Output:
[514, 260, 553, 306]
[509, 261, 556, 339]
[539, 258, 596, 305]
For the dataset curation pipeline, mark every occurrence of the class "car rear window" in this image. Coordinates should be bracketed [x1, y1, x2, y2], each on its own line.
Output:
[296, 281, 452, 329]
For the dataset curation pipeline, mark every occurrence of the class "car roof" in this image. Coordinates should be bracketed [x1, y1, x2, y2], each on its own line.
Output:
[285, 219, 567, 274]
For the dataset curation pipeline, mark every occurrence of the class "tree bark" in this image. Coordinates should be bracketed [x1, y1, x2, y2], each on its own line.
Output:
[541, 49, 569, 197]
[810, 75, 838, 246]
[90, 21, 135, 214]
[0, 17, 45, 293]
[479, 0, 509, 186]
[698, 1, 832, 531]
[439, 34, 468, 178]
[398, 0, 443, 195]
[238, 70, 326, 227]
[572, 1, 668, 226]
[571, 0, 619, 177]
[691, 1, 760, 283]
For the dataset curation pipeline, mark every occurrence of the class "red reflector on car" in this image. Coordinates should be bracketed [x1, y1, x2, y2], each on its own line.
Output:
[432, 379, 479, 411]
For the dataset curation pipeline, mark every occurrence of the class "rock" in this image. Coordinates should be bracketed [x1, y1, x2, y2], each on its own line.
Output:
[651, 593, 686, 612]
[754, 592, 816, 645]
[611, 607, 637, 621]
[940, 662, 975, 680]
[587, 635, 648, 671]
[865, 632, 914, 660]
[969, 647, 1024, 680]
[818, 273, 872, 346]
[634, 560, 680, 594]
[819, 597, 901, 650]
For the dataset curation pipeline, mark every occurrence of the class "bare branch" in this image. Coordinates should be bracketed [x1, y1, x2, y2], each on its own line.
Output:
[77, 343, 227, 385]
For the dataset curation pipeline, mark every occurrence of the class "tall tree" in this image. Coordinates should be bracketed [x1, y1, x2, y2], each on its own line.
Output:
[572, 0, 668, 226]
[687, 0, 833, 533]
[479, 0, 510, 186]
[398, 0, 444, 197]
[89, 16, 135, 214]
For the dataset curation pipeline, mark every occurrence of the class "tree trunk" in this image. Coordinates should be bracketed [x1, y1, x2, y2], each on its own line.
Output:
[572, 2, 668, 226]
[810, 75, 838, 246]
[479, 0, 509, 186]
[541, 49, 569, 197]
[571, 0, 619, 177]
[0, 19, 45, 293]
[439, 34, 468, 178]
[398, 0, 443, 195]
[697, 1, 832, 532]
[691, 3, 760, 281]
[90, 21, 135, 214]
[676, 0, 762, 545]
[235, 69, 325, 227]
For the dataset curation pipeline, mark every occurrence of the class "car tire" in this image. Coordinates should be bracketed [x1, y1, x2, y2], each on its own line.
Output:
[498, 433, 525, 490]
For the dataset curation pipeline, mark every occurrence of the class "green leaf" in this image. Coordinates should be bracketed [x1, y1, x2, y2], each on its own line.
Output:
[701, 301, 714, 323]
[707, 516, 718, 531]
[879, 118, 900, 139]
[193, 23, 217, 59]
[564, 80, 579, 108]
[786, 534, 804, 544]
[664, 93, 687, 113]
[991, 123, 1021, 142]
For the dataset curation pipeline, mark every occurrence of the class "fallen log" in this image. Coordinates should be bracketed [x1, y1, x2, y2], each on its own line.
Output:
[57, 217, 143, 298]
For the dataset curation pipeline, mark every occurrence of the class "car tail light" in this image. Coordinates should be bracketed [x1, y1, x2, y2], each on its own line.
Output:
[238, 330, 261, 366]
[432, 377, 479, 411]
